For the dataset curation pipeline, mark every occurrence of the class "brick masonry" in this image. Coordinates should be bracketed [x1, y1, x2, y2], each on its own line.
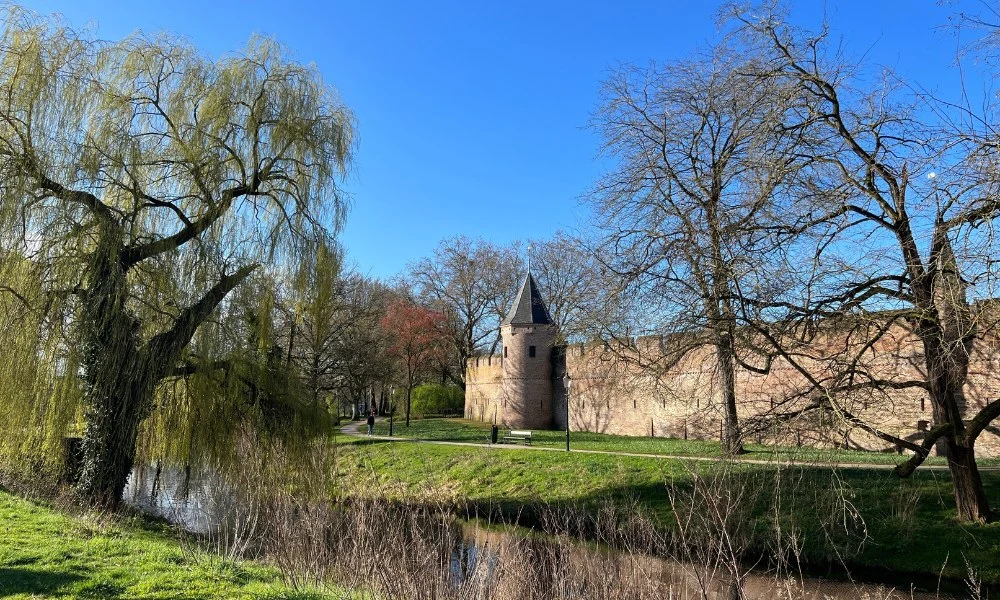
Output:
[465, 322, 1000, 457]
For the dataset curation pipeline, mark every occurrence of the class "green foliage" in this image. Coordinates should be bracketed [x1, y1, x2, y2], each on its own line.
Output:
[0, 251, 83, 481]
[0, 4, 354, 491]
[135, 282, 328, 471]
[409, 384, 464, 416]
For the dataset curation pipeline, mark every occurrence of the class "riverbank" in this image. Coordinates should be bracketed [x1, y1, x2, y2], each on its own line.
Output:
[336, 424, 1000, 587]
[0, 489, 337, 599]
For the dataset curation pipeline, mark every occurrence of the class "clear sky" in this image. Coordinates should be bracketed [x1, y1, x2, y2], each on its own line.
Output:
[19, 1, 989, 278]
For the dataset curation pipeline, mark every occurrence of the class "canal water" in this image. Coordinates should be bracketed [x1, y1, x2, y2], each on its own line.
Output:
[124, 466, 960, 599]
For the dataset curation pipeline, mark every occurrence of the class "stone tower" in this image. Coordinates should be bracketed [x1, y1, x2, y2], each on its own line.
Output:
[500, 271, 556, 429]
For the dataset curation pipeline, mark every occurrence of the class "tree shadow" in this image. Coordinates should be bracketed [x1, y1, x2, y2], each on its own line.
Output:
[0, 567, 87, 597]
[343, 437, 414, 448]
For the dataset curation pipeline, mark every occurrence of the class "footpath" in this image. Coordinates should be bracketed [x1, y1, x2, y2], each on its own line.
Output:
[336, 419, 1000, 472]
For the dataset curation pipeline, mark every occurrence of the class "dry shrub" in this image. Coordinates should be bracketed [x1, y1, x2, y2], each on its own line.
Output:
[131, 442, 943, 600]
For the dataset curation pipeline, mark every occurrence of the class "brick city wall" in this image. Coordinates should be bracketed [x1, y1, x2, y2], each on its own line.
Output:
[465, 322, 1000, 457]
[465, 355, 504, 424]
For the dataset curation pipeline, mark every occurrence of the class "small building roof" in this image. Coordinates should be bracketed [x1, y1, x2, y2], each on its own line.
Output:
[502, 272, 554, 325]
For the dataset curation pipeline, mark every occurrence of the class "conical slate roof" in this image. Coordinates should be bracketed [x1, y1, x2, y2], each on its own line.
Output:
[502, 272, 554, 325]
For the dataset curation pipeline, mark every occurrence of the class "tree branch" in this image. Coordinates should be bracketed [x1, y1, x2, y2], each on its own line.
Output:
[120, 183, 251, 268]
[145, 264, 259, 378]
[962, 398, 1000, 446]
[895, 422, 953, 477]
[33, 170, 116, 223]
[0, 284, 32, 311]
[168, 358, 233, 378]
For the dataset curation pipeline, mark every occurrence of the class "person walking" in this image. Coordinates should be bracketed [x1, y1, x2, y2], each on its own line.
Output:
[366, 411, 376, 436]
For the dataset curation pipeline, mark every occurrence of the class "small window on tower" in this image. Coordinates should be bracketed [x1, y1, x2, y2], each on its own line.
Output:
[504, 347, 508, 358]
[529, 346, 536, 357]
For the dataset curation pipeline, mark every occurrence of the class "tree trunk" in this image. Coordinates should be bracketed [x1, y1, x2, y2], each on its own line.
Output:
[946, 440, 991, 523]
[76, 243, 150, 507]
[74, 241, 248, 507]
[286, 319, 297, 370]
[311, 353, 320, 415]
[921, 228, 991, 522]
[405, 387, 412, 427]
[76, 322, 153, 508]
[923, 352, 992, 522]
[707, 191, 743, 457]
[77, 383, 147, 507]
[717, 337, 744, 456]
[919, 321, 992, 522]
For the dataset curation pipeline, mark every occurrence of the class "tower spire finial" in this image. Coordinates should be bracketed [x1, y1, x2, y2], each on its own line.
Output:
[526, 242, 532, 273]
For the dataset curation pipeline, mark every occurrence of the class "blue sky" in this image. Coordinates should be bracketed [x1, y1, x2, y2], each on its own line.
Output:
[21, 1, 988, 278]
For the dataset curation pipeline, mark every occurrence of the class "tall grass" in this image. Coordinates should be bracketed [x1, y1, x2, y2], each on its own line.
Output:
[155, 437, 957, 600]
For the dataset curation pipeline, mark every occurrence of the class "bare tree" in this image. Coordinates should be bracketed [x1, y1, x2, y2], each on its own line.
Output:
[328, 276, 397, 417]
[407, 236, 523, 386]
[589, 45, 807, 455]
[732, 4, 1000, 522]
[529, 231, 605, 343]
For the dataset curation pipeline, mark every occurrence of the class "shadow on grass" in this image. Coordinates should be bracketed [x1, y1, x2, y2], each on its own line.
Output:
[0, 566, 87, 597]
[347, 436, 489, 448]
[343, 438, 421, 448]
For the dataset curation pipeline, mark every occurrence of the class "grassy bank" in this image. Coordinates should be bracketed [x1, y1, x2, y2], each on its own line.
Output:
[337, 429, 1000, 585]
[369, 417, 1000, 466]
[0, 490, 335, 599]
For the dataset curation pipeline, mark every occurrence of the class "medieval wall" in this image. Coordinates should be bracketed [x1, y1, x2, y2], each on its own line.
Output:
[466, 323, 1000, 457]
[465, 355, 503, 423]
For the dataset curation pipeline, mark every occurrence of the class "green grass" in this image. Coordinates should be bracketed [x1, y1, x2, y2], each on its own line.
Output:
[371, 417, 1000, 466]
[338, 434, 687, 508]
[338, 430, 1000, 585]
[0, 490, 339, 599]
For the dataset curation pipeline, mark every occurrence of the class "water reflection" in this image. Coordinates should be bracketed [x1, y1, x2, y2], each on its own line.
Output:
[455, 525, 952, 600]
[125, 463, 229, 535]
[125, 466, 957, 600]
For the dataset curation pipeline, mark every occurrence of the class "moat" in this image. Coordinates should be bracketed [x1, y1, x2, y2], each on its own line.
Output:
[125, 465, 964, 600]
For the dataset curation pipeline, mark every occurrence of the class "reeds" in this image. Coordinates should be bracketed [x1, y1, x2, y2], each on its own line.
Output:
[157, 439, 946, 600]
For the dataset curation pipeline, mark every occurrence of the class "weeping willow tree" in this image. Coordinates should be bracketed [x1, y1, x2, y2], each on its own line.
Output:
[0, 6, 354, 506]
[0, 251, 84, 481]
[134, 275, 323, 480]
[283, 239, 366, 417]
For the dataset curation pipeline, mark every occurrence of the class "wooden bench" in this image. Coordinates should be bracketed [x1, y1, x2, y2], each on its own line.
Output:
[501, 430, 532, 445]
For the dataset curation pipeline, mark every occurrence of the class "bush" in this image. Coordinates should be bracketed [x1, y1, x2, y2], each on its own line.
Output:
[410, 384, 464, 417]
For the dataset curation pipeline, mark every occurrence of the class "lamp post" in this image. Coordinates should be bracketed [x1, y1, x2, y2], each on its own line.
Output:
[388, 385, 395, 437]
[563, 372, 572, 452]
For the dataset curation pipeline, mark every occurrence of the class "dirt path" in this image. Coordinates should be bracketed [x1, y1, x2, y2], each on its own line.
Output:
[337, 421, 1000, 472]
